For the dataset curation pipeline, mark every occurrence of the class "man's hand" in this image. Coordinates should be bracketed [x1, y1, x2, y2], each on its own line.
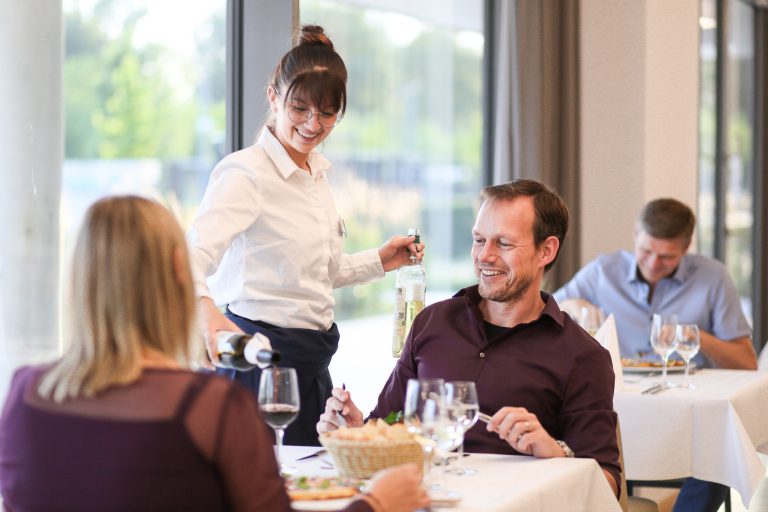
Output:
[317, 387, 365, 434]
[378, 235, 425, 272]
[486, 407, 564, 458]
[198, 297, 242, 367]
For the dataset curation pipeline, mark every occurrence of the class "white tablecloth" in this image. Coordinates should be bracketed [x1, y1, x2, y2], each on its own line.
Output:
[282, 445, 620, 512]
[615, 369, 768, 507]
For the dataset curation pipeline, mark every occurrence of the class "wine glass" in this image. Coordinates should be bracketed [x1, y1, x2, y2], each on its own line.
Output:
[403, 378, 445, 489]
[675, 324, 700, 389]
[444, 381, 479, 476]
[650, 313, 678, 388]
[258, 367, 300, 475]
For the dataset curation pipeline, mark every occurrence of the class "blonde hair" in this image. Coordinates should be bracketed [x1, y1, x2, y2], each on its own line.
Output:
[39, 196, 197, 402]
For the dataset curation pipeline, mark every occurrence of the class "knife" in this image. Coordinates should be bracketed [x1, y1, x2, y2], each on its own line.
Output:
[641, 383, 664, 395]
[296, 449, 327, 461]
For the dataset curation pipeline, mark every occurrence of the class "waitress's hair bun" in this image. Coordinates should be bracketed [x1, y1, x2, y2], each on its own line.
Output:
[295, 24, 334, 50]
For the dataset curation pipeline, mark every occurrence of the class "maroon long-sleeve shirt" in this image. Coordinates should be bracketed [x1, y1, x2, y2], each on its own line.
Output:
[371, 286, 621, 487]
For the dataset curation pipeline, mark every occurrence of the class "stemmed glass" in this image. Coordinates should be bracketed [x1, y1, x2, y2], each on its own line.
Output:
[444, 381, 479, 476]
[258, 367, 300, 475]
[403, 378, 445, 489]
[675, 324, 700, 389]
[650, 313, 678, 388]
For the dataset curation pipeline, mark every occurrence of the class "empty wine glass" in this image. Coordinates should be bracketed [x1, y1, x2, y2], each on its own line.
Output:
[444, 381, 479, 476]
[403, 378, 445, 489]
[675, 324, 700, 389]
[258, 367, 300, 475]
[650, 313, 678, 388]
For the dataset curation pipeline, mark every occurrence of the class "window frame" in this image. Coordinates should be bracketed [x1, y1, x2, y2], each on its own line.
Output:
[704, 0, 768, 352]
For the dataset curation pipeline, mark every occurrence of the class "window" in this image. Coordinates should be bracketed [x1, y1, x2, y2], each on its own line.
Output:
[698, 0, 766, 335]
[62, 0, 226, 242]
[299, 0, 485, 408]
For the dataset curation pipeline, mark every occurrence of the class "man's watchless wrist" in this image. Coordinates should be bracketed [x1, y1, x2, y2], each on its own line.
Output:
[555, 440, 575, 458]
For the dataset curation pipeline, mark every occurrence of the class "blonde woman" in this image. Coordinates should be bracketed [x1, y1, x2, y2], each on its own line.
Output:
[0, 196, 428, 512]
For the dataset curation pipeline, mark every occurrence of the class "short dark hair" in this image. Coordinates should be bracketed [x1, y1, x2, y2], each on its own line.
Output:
[480, 179, 569, 272]
[270, 25, 347, 115]
[638, 198, 696, 245]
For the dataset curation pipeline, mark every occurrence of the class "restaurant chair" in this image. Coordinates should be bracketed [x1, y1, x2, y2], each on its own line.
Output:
[617, 420, 659, 512]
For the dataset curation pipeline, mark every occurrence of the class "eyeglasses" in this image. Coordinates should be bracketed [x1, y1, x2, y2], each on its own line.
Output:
[274, 91, 342, 128]
[284, 104, 342, 127]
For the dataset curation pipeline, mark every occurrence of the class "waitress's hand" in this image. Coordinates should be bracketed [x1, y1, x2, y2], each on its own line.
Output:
[378, 235, 425, 272]
[199, 297, 242, 368]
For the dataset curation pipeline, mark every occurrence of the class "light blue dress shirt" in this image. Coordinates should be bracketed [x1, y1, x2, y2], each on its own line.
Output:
[553, 250, 752, 368]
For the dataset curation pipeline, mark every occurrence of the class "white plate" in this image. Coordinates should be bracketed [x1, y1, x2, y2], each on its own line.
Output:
[291, 497, 353, 511]
[290, 491, 462, 510]
[622, 363, 694, 374]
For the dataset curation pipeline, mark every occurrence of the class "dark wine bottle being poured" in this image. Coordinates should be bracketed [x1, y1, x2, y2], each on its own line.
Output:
[214, 331, 280, 371]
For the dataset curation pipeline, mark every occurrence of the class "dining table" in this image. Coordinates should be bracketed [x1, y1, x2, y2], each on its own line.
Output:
[282, 444, 620, 511]
[614, 368, 768, 508]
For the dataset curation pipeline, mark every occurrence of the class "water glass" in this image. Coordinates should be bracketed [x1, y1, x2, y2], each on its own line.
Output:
[258, 367, 300, 475]
[578, 306, 606, 337]
[444, 381, 479, 476]
[403, 378, 445, 488]
[675, 324, 700, 388]
[650, 313, 678, 387]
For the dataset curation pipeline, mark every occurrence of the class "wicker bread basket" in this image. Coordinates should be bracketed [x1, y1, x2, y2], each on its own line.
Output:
[319, 434, 424, 478]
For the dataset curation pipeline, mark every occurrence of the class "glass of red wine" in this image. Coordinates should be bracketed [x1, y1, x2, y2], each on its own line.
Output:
[259, 367, 300, 475]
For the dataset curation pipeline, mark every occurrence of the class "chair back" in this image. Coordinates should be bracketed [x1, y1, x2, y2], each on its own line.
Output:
[617, 419, 660, 512]
[617, 421, 630, 512]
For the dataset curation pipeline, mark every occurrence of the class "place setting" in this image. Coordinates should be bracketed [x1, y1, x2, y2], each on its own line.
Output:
[286, 378, 485, 510]
[621, 314, 701, 394]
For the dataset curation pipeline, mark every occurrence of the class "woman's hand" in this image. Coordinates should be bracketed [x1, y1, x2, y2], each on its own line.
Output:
[364, 464, 430, 512]
[198, 297, 242, 367]
[378, 235, 425, 272]
[486, 406, 564, 458]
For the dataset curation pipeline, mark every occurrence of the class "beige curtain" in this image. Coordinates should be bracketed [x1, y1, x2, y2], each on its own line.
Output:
[490, 0, 581, 291]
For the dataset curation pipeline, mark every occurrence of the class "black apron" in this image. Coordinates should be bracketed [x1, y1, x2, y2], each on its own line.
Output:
[217, 309, 339, 446]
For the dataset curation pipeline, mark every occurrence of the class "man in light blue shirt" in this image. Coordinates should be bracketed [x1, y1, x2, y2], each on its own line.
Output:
[554, 198, 757, 512]
[554, 198, 755, 370]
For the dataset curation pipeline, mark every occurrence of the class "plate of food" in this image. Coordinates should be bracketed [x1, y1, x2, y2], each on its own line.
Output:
[621, 358, 692, 373]
[287, 476, 364, 511]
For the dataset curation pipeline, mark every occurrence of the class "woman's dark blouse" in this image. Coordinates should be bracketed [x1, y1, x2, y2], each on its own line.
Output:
[0, 366, 371, 512]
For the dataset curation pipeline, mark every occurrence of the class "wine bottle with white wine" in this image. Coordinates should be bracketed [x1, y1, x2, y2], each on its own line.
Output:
[391, 227, 426, 357]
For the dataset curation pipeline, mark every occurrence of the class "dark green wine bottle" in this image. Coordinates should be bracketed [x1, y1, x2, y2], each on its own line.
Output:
[214, 332, 280, 371]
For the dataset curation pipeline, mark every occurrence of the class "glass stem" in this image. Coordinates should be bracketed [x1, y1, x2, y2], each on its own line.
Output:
[684, 360, 690, 387]
[455, 441, 465, 471]
[275, 427, 284, 468]
[662, 353, 669, 384]
[422, 444, 433, 488]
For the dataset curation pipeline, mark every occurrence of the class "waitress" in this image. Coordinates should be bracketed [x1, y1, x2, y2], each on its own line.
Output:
[187, 25, 424, 446]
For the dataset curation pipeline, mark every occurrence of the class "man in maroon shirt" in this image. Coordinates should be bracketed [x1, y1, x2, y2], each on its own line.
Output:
[318, 180, 620, 496]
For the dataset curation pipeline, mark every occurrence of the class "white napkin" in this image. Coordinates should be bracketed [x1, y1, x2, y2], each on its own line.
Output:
[593, 314, 624, 391]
